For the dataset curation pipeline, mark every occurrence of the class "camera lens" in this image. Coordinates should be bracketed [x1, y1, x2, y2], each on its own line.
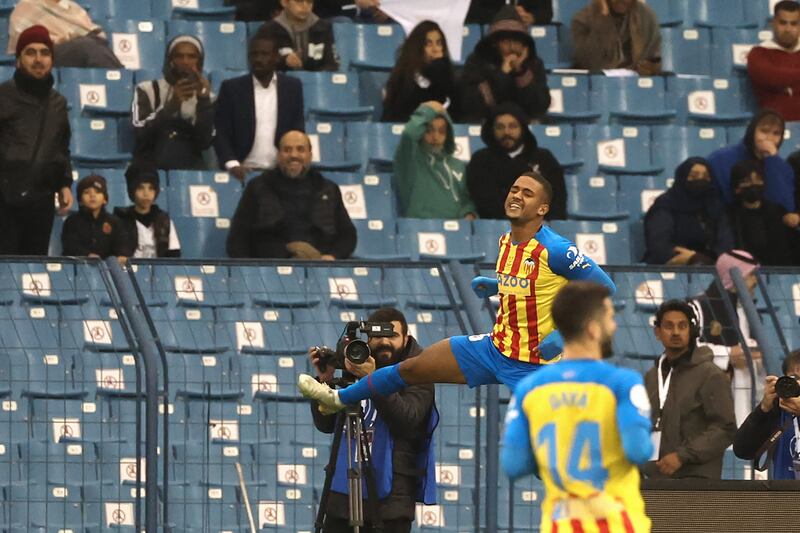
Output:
[344, 340, 371, 365]
[775, 375, 800, 399]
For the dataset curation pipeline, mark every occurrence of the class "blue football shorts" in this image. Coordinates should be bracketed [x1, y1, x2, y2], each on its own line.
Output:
[449, 333, 542, 390]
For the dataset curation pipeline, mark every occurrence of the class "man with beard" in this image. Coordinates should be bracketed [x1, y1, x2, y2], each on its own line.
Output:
[226, 130, 356, 259]
[643, 300, 736, 480]
[466, 102, 566, 220]
[0, 25, 73, 255]
[214, 31, 304, 182]
[308, 307, 437, 533]
[502, 281, 653, 533]
[298, 171, 615, 411]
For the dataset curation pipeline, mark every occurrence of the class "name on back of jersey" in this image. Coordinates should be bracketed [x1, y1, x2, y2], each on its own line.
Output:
[549, 391, 588, 410]
[497, 273, 533, 296]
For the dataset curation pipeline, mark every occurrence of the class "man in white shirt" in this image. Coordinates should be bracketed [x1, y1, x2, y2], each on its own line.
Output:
[214, 31, 305, 182]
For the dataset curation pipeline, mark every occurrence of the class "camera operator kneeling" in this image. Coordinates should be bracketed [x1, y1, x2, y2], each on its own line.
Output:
[734, 349, 800, 479]
[308, 307, 437, 533]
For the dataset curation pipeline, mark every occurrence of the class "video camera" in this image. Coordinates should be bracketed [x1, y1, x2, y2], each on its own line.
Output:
[775, 375, 800, 399]
[314, 321, 396, 372]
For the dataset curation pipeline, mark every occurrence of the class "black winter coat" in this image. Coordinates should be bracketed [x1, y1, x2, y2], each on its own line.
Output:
[311, 337, 435, 522]
[728, 201, 796, 266]
[226, 168, 356, 259]
[381, 58, 458, 123]
[114, 205, 179, 258]
[61, 208, 130, 259]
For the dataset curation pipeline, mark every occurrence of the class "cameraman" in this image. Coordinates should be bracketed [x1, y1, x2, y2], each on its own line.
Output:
[733, 350, 800, 479]
[308, 308, 437, 533]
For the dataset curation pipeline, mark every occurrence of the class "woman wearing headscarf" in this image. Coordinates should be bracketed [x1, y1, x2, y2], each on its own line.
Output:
[644, 157, 733, 265]
[708, 109, 796, 212]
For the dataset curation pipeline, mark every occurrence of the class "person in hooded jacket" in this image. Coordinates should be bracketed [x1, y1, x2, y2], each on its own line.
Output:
[708, 109, 796, 213]
[726, 160, 798, 266]
[260, 0, 339, 72]
[132, 35, 215, 170]
[466, 102, 565, 220]
[644, 157, 733, 265]
[381, 20, 458, 123]
[393, 101, 476, 219]
[458, 6, 550, 124]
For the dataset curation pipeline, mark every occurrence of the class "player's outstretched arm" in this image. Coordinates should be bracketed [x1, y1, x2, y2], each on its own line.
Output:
[549, 242, 617, 295]
[501, 394, 539, 480]
[616, 371, 654, 465]
[471, 276, 499, 299]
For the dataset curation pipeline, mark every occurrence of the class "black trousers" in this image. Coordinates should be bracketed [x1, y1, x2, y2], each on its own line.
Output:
[322, 516, 412, 533]
[0, 196, 55, 256]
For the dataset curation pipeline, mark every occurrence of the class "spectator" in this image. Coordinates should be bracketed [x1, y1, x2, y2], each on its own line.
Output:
[708, 109, 796, 212]
[61, 175, 129, 261]
[114, 163, 181, 259]
[747, 1, 800, 122]
[214, 31, 304, 182]
[382, 20, 458, 123]
[459, 6, 550, 123]
[644, 157, 733, 265]
[466, 102, 565, 220]
[688, 250, 764, 425]
[734, 350, 800, 480]
[9, 0, 122, 68]
[394, 101, 476, 219]
[785, 149, 800, 215]
[260, 0, 339, 72]
[643, 300, 737, 479]
[727, 160, 798, 266]
[571, 0, 661, 75]
[309, 307, 437, 532]
[467, 0, 553, 25]
[132, 35, 215, 170]
[0, 26, 72, 256]
[226, 130, 356, 259]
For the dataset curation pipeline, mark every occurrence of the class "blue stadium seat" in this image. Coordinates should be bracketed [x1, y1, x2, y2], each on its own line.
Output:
[228, 265, 320, 309]
[167, 20, 247, 72]
[152, 0, 236, 20]
[590, 75, 676, 125]
[345, 122, 404, 172]
[669, 76, 753, 125]
[209, 68, 248, 95]
[647, 0, 685, 26]
[336, 173, 396, 221]
[351, 219, 406, 260]
[761, 272, 800, 349]
[529, 25, 565, 69]
[0, 0, 13, 15]
[5, 262, 89, 306]
[96, 442, 143, 486]
[293, 71, 373, 121]
[531, 124, 581, 170]
[397, 219, 484, 262]
[690, 0, 758, 28]
[651, 125, 728, 175]
[27, 396, 101, 444]
[459, 24, 483, 65]
[0, 303, 60, 351]
[80, 351, 139, 398]
[12, 349, 85, 398]
[574, 125, 662, 175]
[106, 19, 167, 71]
[358, 69, 390, 120]
[546, 74, 600, 123]
[746, 0, 775, 27]
[83, 483, 141, 530]
[549, 220, 631, 265]
[173, 351, 242, 400]
[84, 0, 152, 19]
[308, 266, 397, 309]
[0, 18, 15, 65]
[215, 307, 300, 356]
[58, 68, 134, 117]
[19, 441, 99, 486]
[565, 174, 627, 220]
[145, 306, 225, 354]
[238, 354, 308, 403]
[171, 216, 229, 258]
[149, 264, 242, 308]
[332, 22, 355, 70]
[472, 219, 510, 264]
[306, 120, 360, 171]
[779, 122, 800, 159]
[350, 23, 405, 70]
[60, 305, 131, 353]
[710, 28, 768, 78]
[551, 0, 587, 26]
[167, 170, 243, 219]
[661, 27, 712, 76]
[7, 482, 84, 530]
[618, 175, 672, 262]
[70, 117, 130, 167]
[385, 265, 461, 310]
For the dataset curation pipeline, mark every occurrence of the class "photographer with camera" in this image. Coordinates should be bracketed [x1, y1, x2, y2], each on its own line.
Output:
[308, 307, 437, 533]
[734, 350, 800, 479]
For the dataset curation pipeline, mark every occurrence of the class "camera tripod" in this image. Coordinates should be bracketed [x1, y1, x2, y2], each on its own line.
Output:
[315, 381, 383, 533]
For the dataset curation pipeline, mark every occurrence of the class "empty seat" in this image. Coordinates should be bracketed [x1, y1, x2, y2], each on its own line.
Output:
[345, 122, 404, 172]
[336, 173, 396, 221]
[60, 305, 131, 353]
[565, 174, 627, 220]
[306, 120, 360, 171]
[7, 482, 83, 530]
[228, 265, 319, 308]
[153, 0, 236, 20]
[239, 354, 308, 403]
[167, 170, 243, 219]
[215, 307, 300, 356]
[531, 124, 581, 170]
[472, 219, 510, 264]
[106, 19, 167, 71]
[529, 25, 565, 69]
[148, 306, 226, 354]
[669, 74, 753, 125]
[167, 20, 247, 72]
[397, 219, 484, 262]
[12, 349, 85, 398]
[350, 23, 405, 70]
[384, 265, 461, 310]
[70, 117, 130, 167]
[84, 0, 152, 20]
[590, 75, 676, 124]
[358, 69, 390, 120]
[0, 304, 60, 351]
[59, 68, 134, 117]
[551, 0, 587, 26]
[547, 74, 600, 123]
[150, 263, 241, 308]
[27, 396, 101, 444]
[549, 220, 631, 265]
[171, 216, 229, 258]
[710, 28, 767, 77]
[574, 125, 662, 175]
[647, 0, 685, 26]
[5, 262, 88, 306]
[661, 27, 712, 76]
[690, 0, 758, 28]
[651, 125, 728, 174]
[308, 265, 397, 309]
[293, 71, 373, 121]
[352, 219, 407, 260]
[459, 24, 483, 64]
[19, 441, 98, 486]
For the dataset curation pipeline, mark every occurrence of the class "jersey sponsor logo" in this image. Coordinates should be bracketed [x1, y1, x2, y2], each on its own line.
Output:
[497, 273, 532, 296]
[566, 245, 589, 271]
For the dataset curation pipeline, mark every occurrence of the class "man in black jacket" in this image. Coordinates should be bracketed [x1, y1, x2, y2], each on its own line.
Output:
[226, 130, 356, 259]
[466, 102, 566, 220]
[0, 25, 73, 255]
[734, 350, 800, 480]
[308, 307, 436, 533]
[260, 0, 339, 72]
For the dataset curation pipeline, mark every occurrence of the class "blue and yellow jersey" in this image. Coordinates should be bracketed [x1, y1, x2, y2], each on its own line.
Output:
[492, 226, 614, 363]
[503, 359, 653, 533]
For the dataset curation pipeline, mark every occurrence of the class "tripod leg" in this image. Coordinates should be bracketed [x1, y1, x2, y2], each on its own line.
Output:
[348, 414, 364, 531]
[359, 420, 384, 533]
[315, 413, 346, 533]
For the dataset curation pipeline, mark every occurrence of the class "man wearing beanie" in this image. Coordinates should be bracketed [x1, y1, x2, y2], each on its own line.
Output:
[114, 163, 181, 258]
[0, 25, 72, 256]
[132, 35, 215, 170]
[458, 5, 550, 122]
[61, 174, 130, 261]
